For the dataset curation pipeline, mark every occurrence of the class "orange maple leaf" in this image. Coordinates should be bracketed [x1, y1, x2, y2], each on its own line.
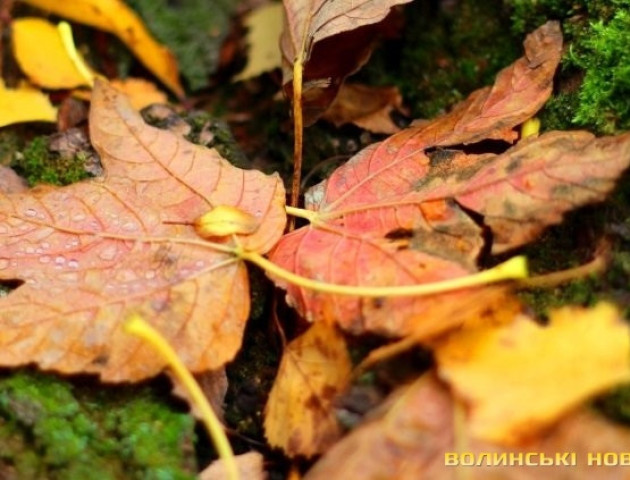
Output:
[0, 80, 286, 382]
[269, 22, 630, 336]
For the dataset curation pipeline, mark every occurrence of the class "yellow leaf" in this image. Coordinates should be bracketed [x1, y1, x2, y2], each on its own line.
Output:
[234, 3, 283, 81]
[0, 80, 57, 127]
[21, 0, 184, 97]
[12, 18, 93, 89]
[264, 321, 351, 458]
[109, 78, 167, 110]
[436, 302, 630, 445]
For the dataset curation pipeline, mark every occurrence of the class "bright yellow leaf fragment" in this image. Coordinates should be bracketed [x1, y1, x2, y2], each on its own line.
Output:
[12, 18, 93, 89]
[21, 0, 184, 97]
[264, 321, 351, 458]
[0, 80, 57, 127]
[436, 302, 630, 445]
[234, 3, 283, 81]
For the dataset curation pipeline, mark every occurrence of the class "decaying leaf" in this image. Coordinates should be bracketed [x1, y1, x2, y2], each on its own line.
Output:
[0, 80, 286, 382]
[264, 321, 351, 457]
[200, 451, 266, 480]
[305, 374, 630, 480]
[12, 17, 93, 89]
[109, 78, 168, 110]
[322, 83, 405, 134]
[0, 167, 28, 194]
[71, 77, 169, 111]
[21, 0, 184, 97]
[436, 302, 630, 445]
[280, 0, 412, 124]
[235, 2, 284, 81]
[170, 368, 228, 422]
[269, 22, 630, 336]
[0, 80, 57, 127]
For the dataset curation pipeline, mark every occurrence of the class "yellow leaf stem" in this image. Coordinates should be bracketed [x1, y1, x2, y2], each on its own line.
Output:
[124, 315, 239, 480]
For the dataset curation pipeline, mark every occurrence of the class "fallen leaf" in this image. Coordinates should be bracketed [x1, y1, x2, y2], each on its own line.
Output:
[0, 80, 286, 382]
[0, 80, 57, 127]
[322, 83, 405, 134]
[0, 167, 28, 194]
[72, 78, 168, 111]
[109, 78, 168, 110]
[264, 321, 351, 457]
[12, 17, 93, 89]
[235, 3, 284, 81]
[269, 22, 630, 336]
[170, 368, 228, 422]
[22, 0, 184, 97]
[305, 374, 630, 480]
[200, 451, 266, 480]
[281, 0, 412, 125]
[436, 302, 630, 445]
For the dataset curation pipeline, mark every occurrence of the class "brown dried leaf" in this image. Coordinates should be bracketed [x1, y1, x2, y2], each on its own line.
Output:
[281, 0, 412, 124]
[322, 83, 404, 134]
[264, 321, 351, 457]
[305, 374, 630, 480]
[0, 167, 28, 194]
[200, 452, 266, 480]
[0, 80, 286, 382]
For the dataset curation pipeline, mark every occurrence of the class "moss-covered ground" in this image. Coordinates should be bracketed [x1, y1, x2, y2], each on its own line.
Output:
[1, 0, 630, 474]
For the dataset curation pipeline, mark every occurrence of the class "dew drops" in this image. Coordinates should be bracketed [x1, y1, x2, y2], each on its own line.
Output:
[24, 208, 37, 217]
[0, 258, 9, 270]
[39, 255, 51, 264]
[151, 298, 169, 312]
[25, 246, 35, 254]
[116, 269, 137, 282]
[122, 221, 137, 232]
[40, 242, 50, 250]
[98, 245, 117, 261]
[65, 237, 80, 249]
[67, 259, 79, 269]
[195, 260, 205, 268]
[59, 272, 79, 282]
[54, 256, 66, 265]
[72, 213, 86, 222]
[144, 270, 156, 279]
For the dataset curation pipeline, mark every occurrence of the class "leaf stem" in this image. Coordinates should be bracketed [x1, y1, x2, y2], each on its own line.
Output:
[235, 249, 528, 297]
[290, 55, 304, 225]
[284, 205, 317, 222]
[124, 315, 239, 480]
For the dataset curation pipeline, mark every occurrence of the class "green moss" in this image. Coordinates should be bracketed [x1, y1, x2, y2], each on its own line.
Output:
[570, 10, 630, 133]
[0, 130, 22, 167]
[597, 383, 630, 425]
[13, 137, 90, 187]
[126, 0, 236, 92]
[506, 0, 630, 134]
[0, 370, 196, 479]
[506, 0, 618, 36]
